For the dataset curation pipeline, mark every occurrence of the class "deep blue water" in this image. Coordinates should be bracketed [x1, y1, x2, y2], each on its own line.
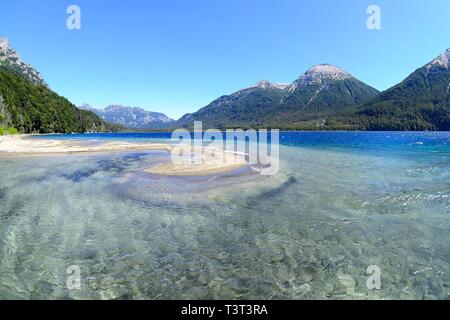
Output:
[34, 131, 450, 149]
[33, 131, 450, 160]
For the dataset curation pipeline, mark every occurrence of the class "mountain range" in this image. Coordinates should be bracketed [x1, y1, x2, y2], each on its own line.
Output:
[80, 104, 175, 129]
[176, 64, 380, 129]
[0, 36, 448, 132]
[0, 38, 117, 133]
[176, 51, 449, 130]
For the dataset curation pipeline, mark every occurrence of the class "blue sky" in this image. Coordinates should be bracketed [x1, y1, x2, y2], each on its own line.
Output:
[1, 0, 449, 119]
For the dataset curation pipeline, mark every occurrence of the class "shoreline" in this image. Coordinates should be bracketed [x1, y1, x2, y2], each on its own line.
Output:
[0, 135, 247, 176]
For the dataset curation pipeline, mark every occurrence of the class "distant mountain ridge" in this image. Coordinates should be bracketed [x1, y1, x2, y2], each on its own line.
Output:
[175, 64, 380, 128]
[81, 104, 175, 129]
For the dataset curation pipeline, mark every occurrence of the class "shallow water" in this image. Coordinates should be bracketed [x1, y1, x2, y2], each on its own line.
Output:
[0, 132, 449, 299]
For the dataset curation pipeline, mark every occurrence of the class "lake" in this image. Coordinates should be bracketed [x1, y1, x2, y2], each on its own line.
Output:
[0, 131, 449, 299]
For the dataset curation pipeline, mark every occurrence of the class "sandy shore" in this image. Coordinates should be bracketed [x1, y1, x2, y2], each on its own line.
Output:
[145, 146, 247, 176]
[0, 135, 172, 154]
[0, 135, 247, 176]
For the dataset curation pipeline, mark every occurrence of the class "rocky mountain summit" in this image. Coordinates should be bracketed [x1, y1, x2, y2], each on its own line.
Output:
[428, 48, 450, 70]
[251, 80, 291, 90]
[289, 64, 352, 91]
[0, 38, 46, 86]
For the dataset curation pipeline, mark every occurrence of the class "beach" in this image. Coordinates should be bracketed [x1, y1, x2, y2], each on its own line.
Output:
[0, 135, 247, 176]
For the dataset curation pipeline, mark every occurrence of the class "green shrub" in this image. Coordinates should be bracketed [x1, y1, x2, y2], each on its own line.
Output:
[0, 127, 19, 135]
[8, 127, 18, 134]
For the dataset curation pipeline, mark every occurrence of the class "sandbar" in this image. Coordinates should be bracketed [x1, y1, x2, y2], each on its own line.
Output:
[0, 135, 247, 176]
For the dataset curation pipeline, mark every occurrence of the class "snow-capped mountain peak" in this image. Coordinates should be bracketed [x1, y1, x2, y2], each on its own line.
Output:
[428, 48, 450, 69]
[306, 64, 351, 78]
[252, 80, 291, 90]
[289, 64, 352, 92]
[0, 37, 46, 86]
[0, 38, 10, 51]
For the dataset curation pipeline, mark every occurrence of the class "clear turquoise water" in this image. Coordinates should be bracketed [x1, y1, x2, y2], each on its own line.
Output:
[0, 132, 449, 299]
